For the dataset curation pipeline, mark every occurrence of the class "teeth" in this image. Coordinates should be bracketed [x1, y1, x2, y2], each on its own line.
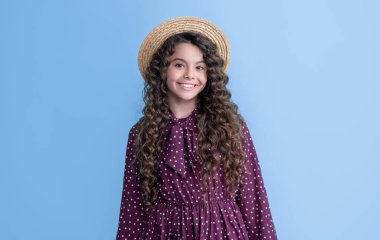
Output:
[180, 84, 195, 88]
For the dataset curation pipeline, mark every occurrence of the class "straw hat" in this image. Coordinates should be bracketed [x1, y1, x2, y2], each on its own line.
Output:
[138, 16, 230, 81]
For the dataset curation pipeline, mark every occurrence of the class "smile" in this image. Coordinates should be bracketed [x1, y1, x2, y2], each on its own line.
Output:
[177, 83, 198, 91]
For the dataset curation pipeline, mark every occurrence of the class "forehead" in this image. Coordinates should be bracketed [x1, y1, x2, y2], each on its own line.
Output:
[170, 43, 204, 60]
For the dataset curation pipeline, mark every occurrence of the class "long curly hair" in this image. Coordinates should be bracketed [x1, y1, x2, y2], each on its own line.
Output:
[134, 31, 247, 212]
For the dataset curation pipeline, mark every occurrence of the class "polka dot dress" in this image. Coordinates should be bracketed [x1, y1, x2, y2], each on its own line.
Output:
[116, 107, 277, 240]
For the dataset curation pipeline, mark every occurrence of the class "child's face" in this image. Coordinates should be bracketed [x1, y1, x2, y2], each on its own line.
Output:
[166, 43, 207, 107]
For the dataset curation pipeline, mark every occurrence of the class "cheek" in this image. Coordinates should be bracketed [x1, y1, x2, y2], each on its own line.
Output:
[165, 68, 174, 82]
[164, 78, 171, 89]
[202, 73, 207, 82]
[167, 65, 179, 75]
[201, 76, 208, 86]
[199, 80, 208, 91]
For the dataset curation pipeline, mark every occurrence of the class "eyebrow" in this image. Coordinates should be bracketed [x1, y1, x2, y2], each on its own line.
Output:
[171, 58, 205, 64]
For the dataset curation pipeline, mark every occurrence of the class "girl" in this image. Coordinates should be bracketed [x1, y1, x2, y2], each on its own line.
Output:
[116, 16, 277, 240]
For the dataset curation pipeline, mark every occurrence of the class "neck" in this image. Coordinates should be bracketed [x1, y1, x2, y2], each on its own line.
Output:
[167, 100, 198, 119]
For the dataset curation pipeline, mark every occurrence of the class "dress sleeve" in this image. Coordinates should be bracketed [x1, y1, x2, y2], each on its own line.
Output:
[235, 121, 278, 240]
[116, 124, 148, 240]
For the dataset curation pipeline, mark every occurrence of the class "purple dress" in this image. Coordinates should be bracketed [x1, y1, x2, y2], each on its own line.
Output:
[116, 107, 277, 240]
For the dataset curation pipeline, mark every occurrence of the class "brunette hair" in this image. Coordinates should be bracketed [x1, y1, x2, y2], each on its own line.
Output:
[134, 31, 247, 212]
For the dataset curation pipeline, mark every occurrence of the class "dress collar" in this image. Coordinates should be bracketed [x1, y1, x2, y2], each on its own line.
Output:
[166, 107, 198, 131]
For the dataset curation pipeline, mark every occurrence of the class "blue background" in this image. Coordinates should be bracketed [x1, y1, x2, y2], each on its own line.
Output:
[1, 0, 379, 239]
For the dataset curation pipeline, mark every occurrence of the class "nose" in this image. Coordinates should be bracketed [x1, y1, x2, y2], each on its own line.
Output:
[184, 68, 196, 80]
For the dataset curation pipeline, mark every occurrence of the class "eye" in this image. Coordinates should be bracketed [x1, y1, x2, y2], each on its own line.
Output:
[174, 63, 184, 68]
[196, 66, 206, 70]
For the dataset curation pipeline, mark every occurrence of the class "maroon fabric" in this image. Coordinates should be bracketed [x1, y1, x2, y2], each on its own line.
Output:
[116, 107, 277, 239]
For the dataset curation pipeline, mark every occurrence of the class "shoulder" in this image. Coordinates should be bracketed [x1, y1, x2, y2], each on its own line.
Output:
[127, 119, 143, 143]
[129, 116, 145, 135]
[237, 114, 254, 143]
[236, 113, 249, 131]
[129, 122, 140, 135]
